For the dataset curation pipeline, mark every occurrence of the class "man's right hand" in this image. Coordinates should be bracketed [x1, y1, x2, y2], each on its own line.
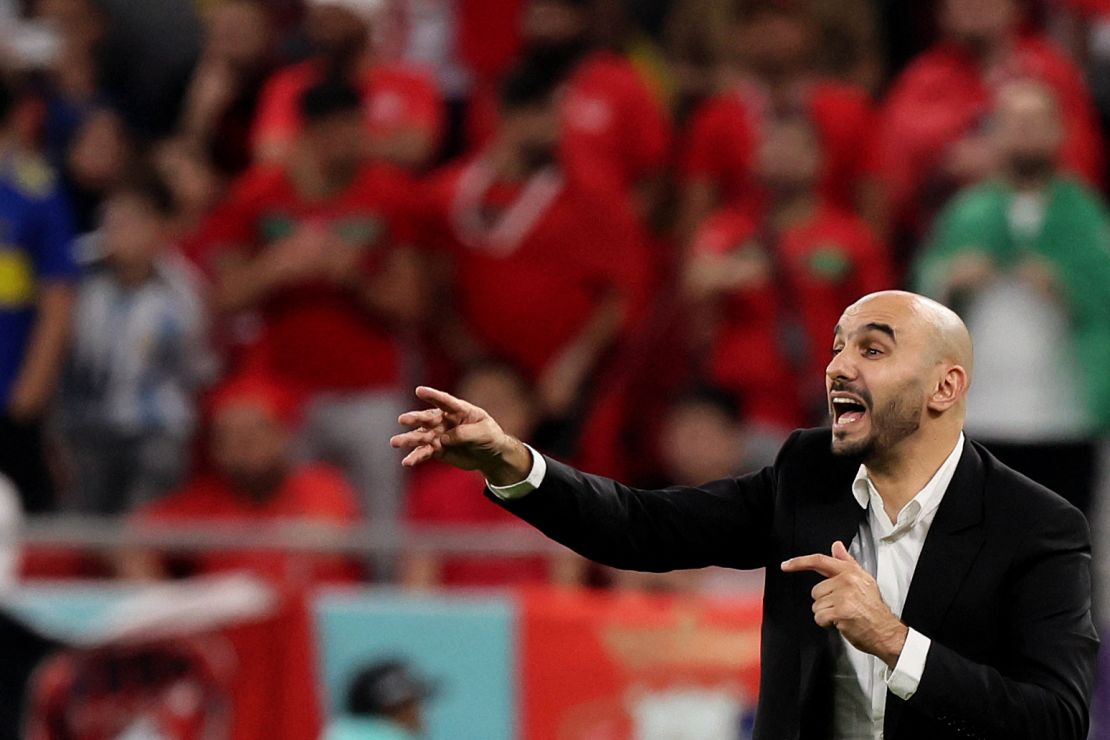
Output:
[390, 386, 533, 486]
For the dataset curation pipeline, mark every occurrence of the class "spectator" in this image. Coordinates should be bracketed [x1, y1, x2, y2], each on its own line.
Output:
[655, 387, 764, 489]
[677, 3, 876, 245]
[423, 60, 649, 425]
[914, 79, 1110, 515]
[59, 170, 211, 514]
[874, 0, 1104, 247]
[251, 0, 443, 170]
[150, 138, 228, 249]
[402, 359, 583, 588]
[684, 116, 892, 428]
[64, 107, 135, 232]
[177, 0, 277, 177]
[124, 373, 363, 585]
[0, 77, 77, 514]
[203, 78, 423, 543]
[326, 659, 438, 740]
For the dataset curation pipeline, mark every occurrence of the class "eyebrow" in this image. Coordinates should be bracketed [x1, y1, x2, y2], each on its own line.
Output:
[832, 322, 898, 343]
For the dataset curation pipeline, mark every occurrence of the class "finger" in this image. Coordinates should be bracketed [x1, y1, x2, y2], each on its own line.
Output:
[831, 540, 857, 564]
[398, 408, 444, 427]
[811, 577, 839, 601]
[390, 428, 437, 452]
[415, 386, 469, 414]
[781, 554, 849, 578]
[814, 605, 839, 629]
[811, 595, 836, 614]
[401, 445, 437, 467]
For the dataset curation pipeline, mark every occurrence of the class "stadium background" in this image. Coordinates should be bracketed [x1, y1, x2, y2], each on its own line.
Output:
[0, 0, 1108, 737]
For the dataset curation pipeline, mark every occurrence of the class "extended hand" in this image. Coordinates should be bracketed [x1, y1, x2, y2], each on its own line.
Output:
[781, 541, 908, 668]
[389, 386, 533, 485]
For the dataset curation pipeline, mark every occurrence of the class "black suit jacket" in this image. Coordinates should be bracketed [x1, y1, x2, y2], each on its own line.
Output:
[487, 428, 1099, 739]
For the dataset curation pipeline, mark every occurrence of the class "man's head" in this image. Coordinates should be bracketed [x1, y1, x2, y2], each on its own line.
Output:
[202, 0, 273, 71]
[522, 0, 591, 53]
[305, 0, 380, 66]
[659, 387, 744, 487]
[101, 169, 175, 278]
[457, 360, 539, 442]
[826, 291, 972, 461]
[346, 659, 437, 733]
[497, 60, 563, 172]
[299, 77, 367, 184]
[731, 5, 813, 84]
[208, 376, 298, 500]
[941, 0, 1018, 57]
[756, 115, 822, 199]
[992, 78, 1062, 185]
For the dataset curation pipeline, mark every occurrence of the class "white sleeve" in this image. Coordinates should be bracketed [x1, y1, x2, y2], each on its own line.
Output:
[486, 444, 547, 500]
[886, 628, 931, 700]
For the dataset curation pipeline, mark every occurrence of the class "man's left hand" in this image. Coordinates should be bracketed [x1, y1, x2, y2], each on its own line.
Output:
[781, 541, 908, 668]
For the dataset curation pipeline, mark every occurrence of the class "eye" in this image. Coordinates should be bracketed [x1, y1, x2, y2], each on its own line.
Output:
[864, 346, 883, 357]
[831, 345, 843, 356]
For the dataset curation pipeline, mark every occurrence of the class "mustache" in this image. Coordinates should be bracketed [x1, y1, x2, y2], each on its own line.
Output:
[829, 380, 872, 409]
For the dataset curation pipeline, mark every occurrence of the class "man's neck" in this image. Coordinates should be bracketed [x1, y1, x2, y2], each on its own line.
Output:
[769, 191, 817, 232]
[864, 426, 963, 520]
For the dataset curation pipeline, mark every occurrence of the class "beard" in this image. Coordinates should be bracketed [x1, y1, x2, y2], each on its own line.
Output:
[1007, 152, 1056, 182]
[830, 378, 924, 461]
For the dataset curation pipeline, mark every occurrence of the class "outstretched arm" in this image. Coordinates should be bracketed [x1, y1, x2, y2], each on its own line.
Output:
[391, 387, 782, 572]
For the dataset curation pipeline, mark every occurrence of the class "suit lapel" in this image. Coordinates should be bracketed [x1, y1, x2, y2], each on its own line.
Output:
[793, 475, 868, 733]
[885, 438, 987, 736]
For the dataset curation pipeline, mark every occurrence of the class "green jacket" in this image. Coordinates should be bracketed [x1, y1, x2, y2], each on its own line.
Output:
[914, 176, 1110, 431]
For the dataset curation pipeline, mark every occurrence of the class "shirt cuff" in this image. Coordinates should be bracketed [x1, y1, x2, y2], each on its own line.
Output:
[486, 444, 547, 500]
[887, 628, 931, 700]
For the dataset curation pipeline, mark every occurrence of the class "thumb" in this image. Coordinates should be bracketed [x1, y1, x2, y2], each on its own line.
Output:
[831, 540, 855, 563]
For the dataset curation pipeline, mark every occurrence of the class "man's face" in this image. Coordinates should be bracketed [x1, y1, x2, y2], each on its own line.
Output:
[307, 4, 368, 62]
[304, 110, 367, 181]
[942, 0, 1016, 52]
[757, 119, 821, 196]
[502, 104, 561, 171]
[993, 83, 1062, 180]
[210, 402, 288, 494]
[733, 12, 810, 82]
[523, 0, 585, 49]
[826, 299, 933, 459]
[102, 194, 164, 270]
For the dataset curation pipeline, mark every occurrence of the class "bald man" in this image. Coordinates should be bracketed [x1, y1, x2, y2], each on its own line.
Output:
[392, 291, 1097, 739]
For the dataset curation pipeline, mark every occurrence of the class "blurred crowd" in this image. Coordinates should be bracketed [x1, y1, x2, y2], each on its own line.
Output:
[0, 0, 1109, 591]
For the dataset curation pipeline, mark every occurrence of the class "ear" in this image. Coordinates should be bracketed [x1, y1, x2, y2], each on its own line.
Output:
[926, 364, 969, 413]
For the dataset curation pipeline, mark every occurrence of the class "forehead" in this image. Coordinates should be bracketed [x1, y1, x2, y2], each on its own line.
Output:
[834, 298, 920, 339]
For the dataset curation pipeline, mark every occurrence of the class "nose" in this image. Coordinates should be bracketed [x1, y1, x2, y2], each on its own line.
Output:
[826, 347, 857, 385]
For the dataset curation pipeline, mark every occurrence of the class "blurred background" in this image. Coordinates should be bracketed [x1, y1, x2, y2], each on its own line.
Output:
[0, 0, 1108, 737]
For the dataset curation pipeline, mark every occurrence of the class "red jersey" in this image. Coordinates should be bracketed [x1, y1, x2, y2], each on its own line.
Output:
[405, 462, 549, 587]
[135, 464, 362, 585]
[692, 203, 892, 425]
[251, 59, 443, 161]
[875, 35, 1104, 227]
[425, 158, 649, 378]
[199, 163, 415, 392]
[681, 79, 875, 215]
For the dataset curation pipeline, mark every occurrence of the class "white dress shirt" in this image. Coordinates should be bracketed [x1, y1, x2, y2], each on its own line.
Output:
[489, 435, 966, 739]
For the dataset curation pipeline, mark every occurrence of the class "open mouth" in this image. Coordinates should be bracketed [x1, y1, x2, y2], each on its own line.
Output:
[831, 394, 868, 428]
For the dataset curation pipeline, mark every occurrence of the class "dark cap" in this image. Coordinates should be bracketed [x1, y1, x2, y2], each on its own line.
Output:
[346, 659, 438, 716]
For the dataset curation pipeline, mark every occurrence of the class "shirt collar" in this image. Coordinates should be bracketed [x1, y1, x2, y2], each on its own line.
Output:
[851, 433, 966, 522]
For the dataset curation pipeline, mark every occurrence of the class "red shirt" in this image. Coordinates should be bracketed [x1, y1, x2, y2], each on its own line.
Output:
[692, 203, 892, 425]
[251, 59, 443, 160]
[199, 163, 415, 392]
[681, 79, 875, 215]
[405, 462, 549, 587]
[875, 35, 1104, 227]
[135, 464, 362, 585]
[560, 52, 672, 197]
[425, 159, 649, 379]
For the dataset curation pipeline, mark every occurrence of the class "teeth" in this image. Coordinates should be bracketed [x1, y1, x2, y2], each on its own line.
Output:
[832, 398, 861, 405]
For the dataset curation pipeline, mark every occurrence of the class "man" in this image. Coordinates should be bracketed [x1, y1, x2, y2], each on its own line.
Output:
[125, 373, 362, 586]
[0, 77, 77, 513]
[326, 658, 437, 740]
[251, 0, 442, 170]
[203, 78, 422, 540]
[914, 80, 1110, 516]
[423, 60, 648, 422]
[685, 116, 892, 428]
[391, 290, 1098, 739]
[874, 0, 1103, 241]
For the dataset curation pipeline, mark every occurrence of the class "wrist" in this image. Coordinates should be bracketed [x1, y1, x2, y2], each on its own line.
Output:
[881, 621, 909, 669]
[484, 436, 533, 487]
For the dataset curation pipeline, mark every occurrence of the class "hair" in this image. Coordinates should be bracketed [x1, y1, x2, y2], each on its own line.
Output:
[0, 76, 14, 127]
[109, 165, 176, 218]
[671, 384, 744, 421]
[498, 55, 567, 110]
[299, 76, 364, 123]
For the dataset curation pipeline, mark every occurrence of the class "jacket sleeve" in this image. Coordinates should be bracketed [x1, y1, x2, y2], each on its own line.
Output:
[906, 504, 1099, 740]
[483, 431, 797, 572]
